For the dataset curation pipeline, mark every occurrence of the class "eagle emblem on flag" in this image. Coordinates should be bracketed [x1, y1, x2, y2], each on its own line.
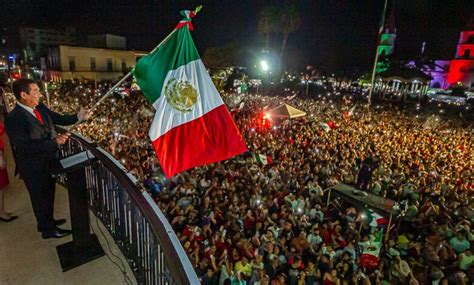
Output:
[165, 78, 199, 113]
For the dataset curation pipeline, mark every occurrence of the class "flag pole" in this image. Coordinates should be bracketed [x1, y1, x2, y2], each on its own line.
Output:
[89, 72, 133, 110]
[367, 0, 388, 107]
[69, 4, 203, 130]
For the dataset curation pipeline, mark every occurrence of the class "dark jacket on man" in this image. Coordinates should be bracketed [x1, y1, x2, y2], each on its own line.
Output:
[5, 102, 78, 231]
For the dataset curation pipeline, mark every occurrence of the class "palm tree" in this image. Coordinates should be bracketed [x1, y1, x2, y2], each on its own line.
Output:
[258, 6, 279, 50]
[279, 4, 301, 60]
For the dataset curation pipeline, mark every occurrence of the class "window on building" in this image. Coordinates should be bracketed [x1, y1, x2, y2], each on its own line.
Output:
[121, 59, 127, 72]
[69, 56, 76, 71]
[90, 57, 96, 71]
[462, 49, 471, 59]
[106, 58, 113, 71]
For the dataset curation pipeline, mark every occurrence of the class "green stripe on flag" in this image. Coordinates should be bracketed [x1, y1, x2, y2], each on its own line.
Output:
[133, 27, 200, 104]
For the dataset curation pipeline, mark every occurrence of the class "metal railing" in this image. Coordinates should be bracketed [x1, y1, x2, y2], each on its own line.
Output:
[1, 88, 198, 284]
[59, 130, 199, 285]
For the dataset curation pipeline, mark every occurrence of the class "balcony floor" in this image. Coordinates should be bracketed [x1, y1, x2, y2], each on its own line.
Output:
[0, 125, 136, 285]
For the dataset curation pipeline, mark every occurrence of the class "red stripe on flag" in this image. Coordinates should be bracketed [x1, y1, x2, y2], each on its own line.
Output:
[361, 254, 379, 271]
[152, 105, 247, 178]
[175, 21, 194, 31]
[376, 217, 388, 225]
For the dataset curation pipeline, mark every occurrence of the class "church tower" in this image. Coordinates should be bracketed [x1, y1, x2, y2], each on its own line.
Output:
[375, 0, 396, 74]
[378, 0, 397, 58]
[447, 14, 474, 89]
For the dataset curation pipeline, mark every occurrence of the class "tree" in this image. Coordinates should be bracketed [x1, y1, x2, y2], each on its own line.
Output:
[202, 43, 242, 68]
[258, 6, 280, 50]
[279, 4, 301, 61]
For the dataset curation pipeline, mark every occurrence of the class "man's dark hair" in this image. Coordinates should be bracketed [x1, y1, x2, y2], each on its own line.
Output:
[12, 78, 37, 100]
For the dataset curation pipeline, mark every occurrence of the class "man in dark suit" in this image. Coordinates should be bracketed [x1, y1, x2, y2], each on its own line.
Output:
[5, 78, 91, 239]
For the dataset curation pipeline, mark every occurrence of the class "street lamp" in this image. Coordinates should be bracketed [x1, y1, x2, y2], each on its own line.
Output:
[260, 60, 269, 72]
[257, 60, 270, 95]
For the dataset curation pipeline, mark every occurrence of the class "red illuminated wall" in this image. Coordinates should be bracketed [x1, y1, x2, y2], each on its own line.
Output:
[447, 59, 474, 84]
[447, 30, 474, 88]
[458, 31, 474, 47]
[456, 44, 474, 59]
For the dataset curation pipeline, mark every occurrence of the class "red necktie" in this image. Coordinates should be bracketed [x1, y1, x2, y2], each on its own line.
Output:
[33, 109, 44, 125]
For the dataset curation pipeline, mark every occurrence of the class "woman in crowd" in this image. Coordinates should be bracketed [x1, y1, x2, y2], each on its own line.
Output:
[0, 121, 16, 222]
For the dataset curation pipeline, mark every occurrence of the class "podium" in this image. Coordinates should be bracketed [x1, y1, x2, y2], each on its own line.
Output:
[51, 150, 105, 272]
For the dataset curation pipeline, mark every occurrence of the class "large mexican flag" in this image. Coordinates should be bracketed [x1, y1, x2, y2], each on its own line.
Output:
[133, 9, 247, 177]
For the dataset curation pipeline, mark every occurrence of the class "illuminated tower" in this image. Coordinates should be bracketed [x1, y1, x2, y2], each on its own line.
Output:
[376, 1, 396, 74]
[378, 1, 397, 58]
[447, 15, 474, 89]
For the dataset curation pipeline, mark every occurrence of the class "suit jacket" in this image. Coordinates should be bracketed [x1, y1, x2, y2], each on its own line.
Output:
[5, 102, 78, 177]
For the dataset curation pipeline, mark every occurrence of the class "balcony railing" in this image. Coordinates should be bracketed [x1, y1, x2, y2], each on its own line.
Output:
[58, 131, 199, 284]
[0, 87, 199, 284]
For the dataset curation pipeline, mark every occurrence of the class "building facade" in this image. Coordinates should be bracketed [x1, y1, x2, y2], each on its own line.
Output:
[374, 66, 432, 101]
[447, 28, 474, 89]
[88, 34, 127, 50]
[20, 27, 77, 61]
[47, 45, 146, 82]
[428, 60, 451, 89]
[378, 14, 474, 91]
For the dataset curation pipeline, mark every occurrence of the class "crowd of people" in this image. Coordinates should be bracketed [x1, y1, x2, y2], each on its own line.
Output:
[6, 80, 472, 284]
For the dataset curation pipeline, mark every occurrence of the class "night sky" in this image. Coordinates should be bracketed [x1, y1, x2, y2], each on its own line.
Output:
[2, 0, 473, 73]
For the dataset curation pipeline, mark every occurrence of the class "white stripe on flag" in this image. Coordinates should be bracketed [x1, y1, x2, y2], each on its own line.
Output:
[149, 59, 224, 141]
[348, 105, 356, 116]
[320, 122, 331, 132]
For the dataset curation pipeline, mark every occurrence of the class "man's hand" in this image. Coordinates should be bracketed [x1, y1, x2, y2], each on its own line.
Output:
[55, 134, 70, 145]
[77, 107, 92, 121]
